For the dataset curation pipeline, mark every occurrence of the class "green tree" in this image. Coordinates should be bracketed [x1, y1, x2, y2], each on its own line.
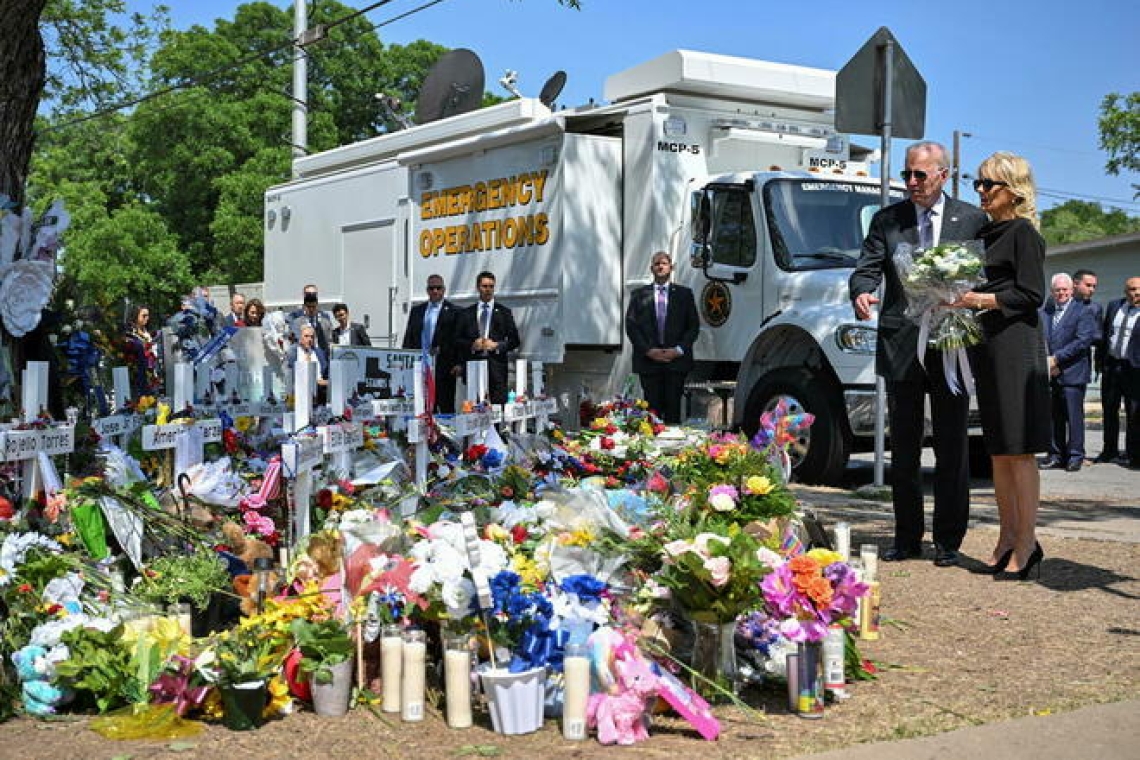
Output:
[1040, 199, 1140, 246]
[1098, 92, 1139, 199]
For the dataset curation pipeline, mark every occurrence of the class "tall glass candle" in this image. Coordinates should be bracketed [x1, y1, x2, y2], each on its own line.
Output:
[859, 544, 879, 584]
[443, 634, 473, 728]
[401, 629, 426, 722]
[562, 642, 590, 740]
[380, 624, 403, 713]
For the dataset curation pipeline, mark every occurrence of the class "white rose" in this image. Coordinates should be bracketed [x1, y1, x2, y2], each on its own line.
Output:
[0, 260, 53, 337]
[442, 577, 475, 618]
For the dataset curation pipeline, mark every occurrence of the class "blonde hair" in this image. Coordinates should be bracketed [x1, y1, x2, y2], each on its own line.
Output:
[978, 151, 1038, 228]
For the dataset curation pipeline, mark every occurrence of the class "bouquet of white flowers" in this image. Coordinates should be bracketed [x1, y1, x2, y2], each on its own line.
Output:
[893, 240, 986, 350]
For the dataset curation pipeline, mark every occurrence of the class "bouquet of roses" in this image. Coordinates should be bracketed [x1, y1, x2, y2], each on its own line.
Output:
[759, 548, 867, 643]
[893, 240, 985, 350]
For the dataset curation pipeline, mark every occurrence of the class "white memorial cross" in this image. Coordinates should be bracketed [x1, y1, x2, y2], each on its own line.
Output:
[111, 366, 131, 411]
[293, 357, 314, 431]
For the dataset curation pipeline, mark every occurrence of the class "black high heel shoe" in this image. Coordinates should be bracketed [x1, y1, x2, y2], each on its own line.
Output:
[974, 548, 1014, 575]
[1013, 543, 1044, 581]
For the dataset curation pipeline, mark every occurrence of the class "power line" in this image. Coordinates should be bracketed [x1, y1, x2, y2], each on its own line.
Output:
[45, 0, 407, 132]
[966, 132, 1106, 159]
[1038, 188, 1140, 211]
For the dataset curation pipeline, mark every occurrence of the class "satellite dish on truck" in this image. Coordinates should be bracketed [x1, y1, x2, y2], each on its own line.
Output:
[539, 71, 567, 108]
[415, 48, 485, 124]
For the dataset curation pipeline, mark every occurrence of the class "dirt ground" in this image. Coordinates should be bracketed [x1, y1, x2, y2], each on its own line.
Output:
[2, 501, 1139, 760]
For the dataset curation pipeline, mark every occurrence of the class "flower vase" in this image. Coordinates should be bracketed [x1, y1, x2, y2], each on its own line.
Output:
[219, 680, 268, 730]
[311, 658, 355, 717]
[795, 641, 825, 718]
[690, 619, 739, 702]
[480, 666, 546, 735]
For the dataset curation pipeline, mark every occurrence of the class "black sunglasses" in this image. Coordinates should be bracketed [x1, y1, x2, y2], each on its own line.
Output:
[900, 168, 944, 181]
[972, 178, 1009, 192]
[426, 285, 444, 291]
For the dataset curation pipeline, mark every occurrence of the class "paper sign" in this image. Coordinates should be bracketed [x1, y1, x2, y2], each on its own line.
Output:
[320, 423, 364, 454]
[141, 419, 221, 450]
[0, 426, 76, 462]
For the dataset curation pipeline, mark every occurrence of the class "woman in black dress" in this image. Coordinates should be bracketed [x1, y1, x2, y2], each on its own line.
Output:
[955, 152, 1050, 579]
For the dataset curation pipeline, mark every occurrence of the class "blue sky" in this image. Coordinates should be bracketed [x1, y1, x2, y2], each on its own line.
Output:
[128, 0, 1138, 214]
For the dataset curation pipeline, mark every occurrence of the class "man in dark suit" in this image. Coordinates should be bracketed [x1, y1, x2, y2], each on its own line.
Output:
[403, 275, 461, 413]
[455, 271, 520, 405]
[225, 292, 245, 327]
[849, 140, 988, 567]
[289, 284, 334, 354]
[331, 303, 371, 347]
[1098, 277, 1140, 467]
[1040, 274, 1098, 471]
[624, 251, 700, 424]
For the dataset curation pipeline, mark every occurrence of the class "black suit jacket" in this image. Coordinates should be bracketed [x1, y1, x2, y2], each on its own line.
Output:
[625, 282, 700, 375]
[404, 300, 460, 369]
[332, 322, 371, 347]
[454, 301, 521, 367]
[1102, 297, 1140, 369]
[849, 195, 988, 382]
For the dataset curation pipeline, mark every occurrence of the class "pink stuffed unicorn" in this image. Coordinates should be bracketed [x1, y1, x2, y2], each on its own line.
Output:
[586, 627, 659, 745]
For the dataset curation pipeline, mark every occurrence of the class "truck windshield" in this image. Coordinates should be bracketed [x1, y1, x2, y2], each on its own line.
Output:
[763, 178, 905, 271]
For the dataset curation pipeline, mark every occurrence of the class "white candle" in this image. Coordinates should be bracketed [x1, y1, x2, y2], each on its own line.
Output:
[444, 636, 472, 728]
[860, 544, 879, 584]
[401, 630, 426, 721]
[834, 522, 851, 562]
[112, 366, 131, 409]
[380, 626, 403, 713]
[514, 358, 527, 397]
[562, 646, 591, 740]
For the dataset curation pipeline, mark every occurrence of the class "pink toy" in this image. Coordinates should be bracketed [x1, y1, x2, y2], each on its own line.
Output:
[586, 628, 659, 745]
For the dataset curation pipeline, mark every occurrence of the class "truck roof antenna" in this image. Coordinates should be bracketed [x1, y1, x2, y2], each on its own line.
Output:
[375, 92, 413, 130]
[416, 48, 485, 124]
[499, 70, 522, 99]
[539, 71, 567, 108]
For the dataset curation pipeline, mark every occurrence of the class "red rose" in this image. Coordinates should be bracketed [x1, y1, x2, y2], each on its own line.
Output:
[317, 489, 334, 509]
[511, 525, 528, 544]
[501, 486, 515, 498]
[17, 583, 33, 594]
[600, 437, 615, 450]
[0, 496, 14, 520]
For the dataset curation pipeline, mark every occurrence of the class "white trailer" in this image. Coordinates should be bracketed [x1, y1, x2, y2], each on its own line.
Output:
[265, 50, 912, 483]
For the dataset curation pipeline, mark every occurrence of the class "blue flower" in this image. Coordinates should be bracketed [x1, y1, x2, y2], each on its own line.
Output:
[561, 574, 606, 605]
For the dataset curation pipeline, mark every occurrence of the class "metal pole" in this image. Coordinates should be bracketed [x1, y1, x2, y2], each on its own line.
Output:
[952, 130, 971, 199]
[873, 39, 896, 489]
[291, 0, 308, 178]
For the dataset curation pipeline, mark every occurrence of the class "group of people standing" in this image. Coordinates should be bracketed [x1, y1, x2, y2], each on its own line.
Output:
[1039, 270, 1140, 472]
[852, 140, 1138, 582]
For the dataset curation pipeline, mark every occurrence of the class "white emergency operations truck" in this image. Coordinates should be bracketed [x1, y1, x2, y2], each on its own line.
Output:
[264, 49, 912, 484]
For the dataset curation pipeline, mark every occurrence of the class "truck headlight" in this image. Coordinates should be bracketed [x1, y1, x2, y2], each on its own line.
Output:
[835, 325, 877, 354]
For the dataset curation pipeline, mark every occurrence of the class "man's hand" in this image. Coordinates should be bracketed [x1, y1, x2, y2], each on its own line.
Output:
[647, 348, 679, 363]
[853, 293, 880, 321]
[1048, 356, 1060, 377]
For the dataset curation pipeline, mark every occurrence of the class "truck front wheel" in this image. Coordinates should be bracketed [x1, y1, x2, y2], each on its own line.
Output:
[742, 369, 850, 485]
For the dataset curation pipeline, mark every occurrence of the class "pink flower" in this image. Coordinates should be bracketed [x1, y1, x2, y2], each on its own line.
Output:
[662, 539, 693, 560]
[704, 556, 731, 588]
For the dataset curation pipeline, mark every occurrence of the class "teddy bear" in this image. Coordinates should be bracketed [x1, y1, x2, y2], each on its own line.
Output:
[219, 521, 277, 616]
[11, 645, 72, 716]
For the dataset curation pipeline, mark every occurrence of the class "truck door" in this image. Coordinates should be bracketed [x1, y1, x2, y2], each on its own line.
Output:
[689, 182, 762, 355]
[340, 218, 397, 345]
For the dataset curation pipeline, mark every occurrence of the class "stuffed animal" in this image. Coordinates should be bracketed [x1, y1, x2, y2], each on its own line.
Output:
[220, 521, 276, 616]
[586, 627, 659, 745]
[11, 645, 71, 716]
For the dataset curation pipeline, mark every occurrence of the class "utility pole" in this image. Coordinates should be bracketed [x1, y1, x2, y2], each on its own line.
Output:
[952, 130, 971, 199]
[291, 0, 308, 178]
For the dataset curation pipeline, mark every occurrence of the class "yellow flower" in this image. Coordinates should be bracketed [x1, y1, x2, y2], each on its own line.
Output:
[638, 421, 653, 436]
[264, 676, 292, 717]
[511, 554, 545, 587]
[484, 524, 509, 542]
[635, 399, 648, 409]
[807, 548, 843, 567]
[56, 533, 73, 546]
[155, 402, 170, 425]
[201, 688, 224, 719]
[560, 527, 596, 548]
[744, 475, 774, 495]
[136, 395, 156, 413]
[235, 416, 256, 433]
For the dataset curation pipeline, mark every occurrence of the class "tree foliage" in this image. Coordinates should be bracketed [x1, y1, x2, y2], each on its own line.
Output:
[1098, 92, 1139, 199]
[1040, 199, 1140, 246]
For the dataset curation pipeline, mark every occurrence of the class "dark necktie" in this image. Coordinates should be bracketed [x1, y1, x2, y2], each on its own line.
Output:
[480, 303, 491, 343]
[919, 207, 935, 249]
[655, 286, 667, 344]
